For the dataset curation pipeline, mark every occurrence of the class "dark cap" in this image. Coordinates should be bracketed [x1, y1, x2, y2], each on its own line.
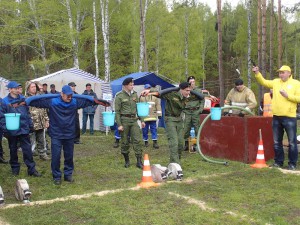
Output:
[43, 83, 48, 86]
[62, 85, 73, 95]
[50, 84, 55, 88]
[179, 82, 191, 90]
[234, 78, 244, 86]
[86, 83, 92, 87]
[6, 81, 21, 89]
[187, 76, 195, 82]
[122, 77, 133, 86]
[68, 82, 76, 87]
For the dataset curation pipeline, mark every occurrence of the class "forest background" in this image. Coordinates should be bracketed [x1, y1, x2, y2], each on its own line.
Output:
[0, 0, 300, 103]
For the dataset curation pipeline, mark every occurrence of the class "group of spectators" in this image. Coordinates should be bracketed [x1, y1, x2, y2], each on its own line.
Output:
[0, 81, 110, 185]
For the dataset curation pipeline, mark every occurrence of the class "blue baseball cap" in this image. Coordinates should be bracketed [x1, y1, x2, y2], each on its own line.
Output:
[6, 81, 21, 89]
[144, 84, 151, 89]
[62, 85, 73, 95]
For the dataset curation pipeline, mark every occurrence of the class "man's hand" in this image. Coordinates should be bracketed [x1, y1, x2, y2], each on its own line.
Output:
[140, 89, 150, 97]
[45, 121, 49, 128]
[279, 89, 288, 98]
[94, 98, 110, 107]
[252, 66, 259, 74]
[118, 125, 124, 131]
[141, 122, 146, 128]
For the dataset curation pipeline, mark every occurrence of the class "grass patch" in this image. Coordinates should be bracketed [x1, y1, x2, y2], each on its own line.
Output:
[0, 128, 299, 225]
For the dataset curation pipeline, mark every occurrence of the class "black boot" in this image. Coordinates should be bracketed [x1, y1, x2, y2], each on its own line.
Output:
[153, 140, 159, 149]
[113, 139, 119, 148]
[144, 141, 149, 147]
[136, 156, 143, 169]
[122, 153, 130, 168]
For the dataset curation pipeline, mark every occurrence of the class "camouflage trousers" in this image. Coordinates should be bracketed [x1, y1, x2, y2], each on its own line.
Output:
[30, 129, 47, 156]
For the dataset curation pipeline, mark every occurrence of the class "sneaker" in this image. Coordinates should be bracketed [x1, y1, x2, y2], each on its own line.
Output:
[53, 179, 62, 185]
[270, 163, 283, 168]
[29, 170, 42, 177]
[113, 141, 119, 148]
[288, 164, 296, 171]
[64, 176, 74, 183]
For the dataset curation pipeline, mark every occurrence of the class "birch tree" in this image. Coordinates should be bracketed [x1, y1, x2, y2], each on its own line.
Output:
[93, 1, 99, 77]
[64, 0, 87, 69]
[139, 0, 149, 72]
[247, 0, 252, 87]
[217, 0, 224, 105]
[100, 0, 110, 81]
[278, 0, 282, 67]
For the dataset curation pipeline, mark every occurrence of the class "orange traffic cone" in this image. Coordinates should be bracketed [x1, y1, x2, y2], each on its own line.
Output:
[251, 138, 268, 168]
[138, 154, 160, 188]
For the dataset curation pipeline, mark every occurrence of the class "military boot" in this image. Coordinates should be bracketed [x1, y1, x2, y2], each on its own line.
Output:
[136, 156, 143, 169]
[153, 140, 159, 149]
[122, 153, 130, 168]
[113, 139, 119, 148]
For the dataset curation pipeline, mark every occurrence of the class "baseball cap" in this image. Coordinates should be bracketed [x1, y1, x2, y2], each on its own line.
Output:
[62, 85, 73, 95]
[144, 84, 151, 89]
[68, 82, 76, 87]
[277, 65, 291, 72]
[6, 81, 21, 89]
[234, 78, 244, 86]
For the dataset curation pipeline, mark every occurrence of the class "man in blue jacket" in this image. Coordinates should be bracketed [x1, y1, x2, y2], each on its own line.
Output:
[1, 81, 41, 177]
[27, 85, 110, 185]
[81, 83, 98, 135]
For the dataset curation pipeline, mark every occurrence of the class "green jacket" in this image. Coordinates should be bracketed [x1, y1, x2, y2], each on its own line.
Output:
[183, 87, 204, 114]
[160, 91, 187, 118]
[114, 89, 143, 126]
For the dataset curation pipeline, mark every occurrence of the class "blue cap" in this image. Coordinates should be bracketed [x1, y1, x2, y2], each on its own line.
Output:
[6, 81, 21, 89]
[144, 84, 151, 89]
[62, 85, 73, 95]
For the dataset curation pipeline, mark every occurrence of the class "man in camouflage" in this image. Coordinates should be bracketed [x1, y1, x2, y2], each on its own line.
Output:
[141, 82, 204, 164]
[25, 81, 50, 160]
[183, 76, 205, 151]
[114, 77, 145, 169]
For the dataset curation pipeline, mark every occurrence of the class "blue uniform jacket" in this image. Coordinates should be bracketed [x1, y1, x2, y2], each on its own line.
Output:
[1, 94, 33, 136]
[27, 94, 94, 139]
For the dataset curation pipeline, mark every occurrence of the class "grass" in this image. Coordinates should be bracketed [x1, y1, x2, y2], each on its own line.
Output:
[0, 128, 299, 225]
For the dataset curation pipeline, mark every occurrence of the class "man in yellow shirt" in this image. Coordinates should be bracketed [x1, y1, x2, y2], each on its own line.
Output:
[253, 65, 300, 170]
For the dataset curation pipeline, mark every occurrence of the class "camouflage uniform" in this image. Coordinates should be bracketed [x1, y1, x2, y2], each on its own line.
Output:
[160, 91, 188, 164]
[25, 82, 49, 159]
[115, 90, 143, 159]
[183, 87, 205, 140]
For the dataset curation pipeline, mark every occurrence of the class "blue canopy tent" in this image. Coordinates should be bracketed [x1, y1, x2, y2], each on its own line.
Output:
[110, 72, 175, 127]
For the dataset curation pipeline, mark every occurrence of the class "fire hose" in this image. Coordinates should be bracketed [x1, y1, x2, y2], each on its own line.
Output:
[196, 106, 255, 165]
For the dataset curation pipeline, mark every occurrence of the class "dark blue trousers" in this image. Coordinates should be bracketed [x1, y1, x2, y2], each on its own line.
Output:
[8, 134, 36, 174]
[51, 138, 74, 180]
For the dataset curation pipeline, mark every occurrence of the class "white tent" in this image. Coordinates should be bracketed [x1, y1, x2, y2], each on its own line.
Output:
[31, 68, 113, 131]
[0, 76, 10, 98]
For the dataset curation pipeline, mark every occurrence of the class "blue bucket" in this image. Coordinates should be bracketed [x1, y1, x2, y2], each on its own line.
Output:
[102, 111, 115, 126]
[136, 102, 149, 117]
[210, 107, 222, 121]
[5, 113, 21, 130]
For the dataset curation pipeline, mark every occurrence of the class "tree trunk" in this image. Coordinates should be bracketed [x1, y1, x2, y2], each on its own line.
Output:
[139, 0, 148, 72]
[184, 12, 189, 79]
[269, 0, 274, 79]
[261, 0, 267, 77]
[247, 0, 252, 87]
[100, 0, 111, 82]
[278, 0, 282, 67]
[217, 0, 224, 106]
[93, 1, 99, 78]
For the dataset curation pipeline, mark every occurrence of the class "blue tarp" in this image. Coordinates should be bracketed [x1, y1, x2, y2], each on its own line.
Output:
[110, 72, 175, 128]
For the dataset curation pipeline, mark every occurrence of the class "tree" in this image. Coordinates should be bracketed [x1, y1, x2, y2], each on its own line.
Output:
[217, 0, 224, 105]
